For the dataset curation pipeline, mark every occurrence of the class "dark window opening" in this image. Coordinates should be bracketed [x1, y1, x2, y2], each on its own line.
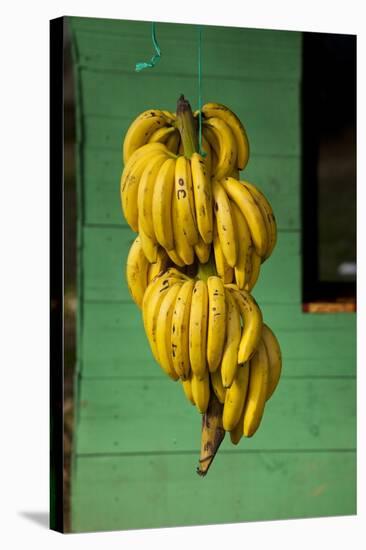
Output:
[301, 32, 356, 311]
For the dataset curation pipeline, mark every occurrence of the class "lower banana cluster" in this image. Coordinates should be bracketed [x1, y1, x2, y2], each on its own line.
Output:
[138, 269, 282, 442]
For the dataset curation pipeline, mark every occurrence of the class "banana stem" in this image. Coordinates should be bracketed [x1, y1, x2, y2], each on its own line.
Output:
[197, 391, 225, 477]
[197, 253, 217, 282]
[176, 95, 199, 159]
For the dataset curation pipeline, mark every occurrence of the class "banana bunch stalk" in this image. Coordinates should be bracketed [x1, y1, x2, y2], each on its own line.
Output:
[121, 95, 282, 475]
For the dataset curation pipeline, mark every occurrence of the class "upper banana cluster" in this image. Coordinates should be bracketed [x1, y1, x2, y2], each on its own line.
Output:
[120, 99, 277, 291]
[120, 97, 282, 472]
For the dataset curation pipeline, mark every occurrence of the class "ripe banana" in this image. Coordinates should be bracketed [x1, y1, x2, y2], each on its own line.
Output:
[223, 363, 250, 431]
[202, 102, 250, 170]
[121, 144, 169, 231]
[221, 289, 242, 388]
[171, 191, 195, 265]
[201, 134, 212, 175]
[243, 339, 269, 437]
[227, 286, 263, 364]
[175, 155, 199, 246]
[148, 125, 176, 144]
[123, 110, 171, 163]
[242, 181, 277, 261]
[171, 279, 195, 380]
[229, 407, 245, 445]
[261, 323, 282, 400]
[137, 153, 168, 240]
[210, 368, 226, 404]
[147, 247, 169, 283]
[139, 222, 158, 263]
[245, 250, 261, 292]
[142, 274, 184, 363]
[152, 157, 176, 251]
[191, 371, 210, 414]
[203, 118, 237, 180]
[206, 276, 226, 372]
[155, 282, 182, 380]
[212, 179, 237, 267]
[194, 237, 211, 264]
[230, 201, 253, 289]
[190, 152, 213, 244]
[126, 236, 149, 308]
[213, 221, 234, 283]
[181, 374, 195, 406]
[189, 280, 208, 379]
[221, 177, 268, 258]
[166, 247, 185, 267]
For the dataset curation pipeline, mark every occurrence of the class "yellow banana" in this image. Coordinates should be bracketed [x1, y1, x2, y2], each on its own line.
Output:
[202, 125, 220, 173]
[181, 374, 195, 406]
[221, 289, 242, 388]
[139, 222, 158, 263]
[155, 282, 182, 381]
[123, 110, 170, 163]
[203, 118, 237, 180]
[121, 144, 168, 231]
[227, 286, 263, 364]
[175, 156, 199, 246]
[191, 371, 210, 414]
[206, 276, 226, 372]
[229, 407, 245, 445]
[201, 134, 212, 175]
[125, 236, 149, 308]
[221, 177, 268, 258]
[166, 130, 180, 155]
[161, 109, 176, 119]
[166, 247, 185, 267]
[230, 201, 253, 289]
[202, 103, 250, 170]
[147, 247, 169, 283]
[242, 181, 277, 261]
[190, 152, 213, 244]
[210, 368, 226, 404]
[172, 191, 194, 265]
[189, 280, 208, 379]
[243, 339, 269, 437]
[212, 179, 237, 267]
[137, 153, 168, 239]
[262, 324, 282, 401]
[194, 237, 211, 264]
[148, 125, 176, 144]
[142, 274, 184, 363]
[171, 280, 195, 380]
[213, 221, 234, 283]
[152, 157, 176, 251]
[245, 249, 261, 292]
[223, 363, 250, 431]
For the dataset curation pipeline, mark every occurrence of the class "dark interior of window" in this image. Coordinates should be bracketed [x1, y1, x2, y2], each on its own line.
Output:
[301, 32, 356, 307]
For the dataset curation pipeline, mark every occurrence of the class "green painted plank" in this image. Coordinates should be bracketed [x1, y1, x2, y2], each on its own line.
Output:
[82, 148, 300, 230]
[81, 227, 300, 303]
[71, 451, 356, 532]
[69, 17, 301, 52]
[78, 70, 300, 157]
[75, 378, 356, 454]
[80, 302, 356, 378]
[71, 23, 301, 80]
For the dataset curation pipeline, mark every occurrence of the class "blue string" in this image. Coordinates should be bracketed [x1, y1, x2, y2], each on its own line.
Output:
[135, 22, 161, 72]
[197, 26, 206, 157]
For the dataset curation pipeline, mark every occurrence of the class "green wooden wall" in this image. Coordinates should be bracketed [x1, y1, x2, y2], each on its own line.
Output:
[68, 16, 356, 533]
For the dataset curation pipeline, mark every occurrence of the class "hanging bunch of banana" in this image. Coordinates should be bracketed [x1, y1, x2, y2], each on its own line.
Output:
[120, 95, 282, 476]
